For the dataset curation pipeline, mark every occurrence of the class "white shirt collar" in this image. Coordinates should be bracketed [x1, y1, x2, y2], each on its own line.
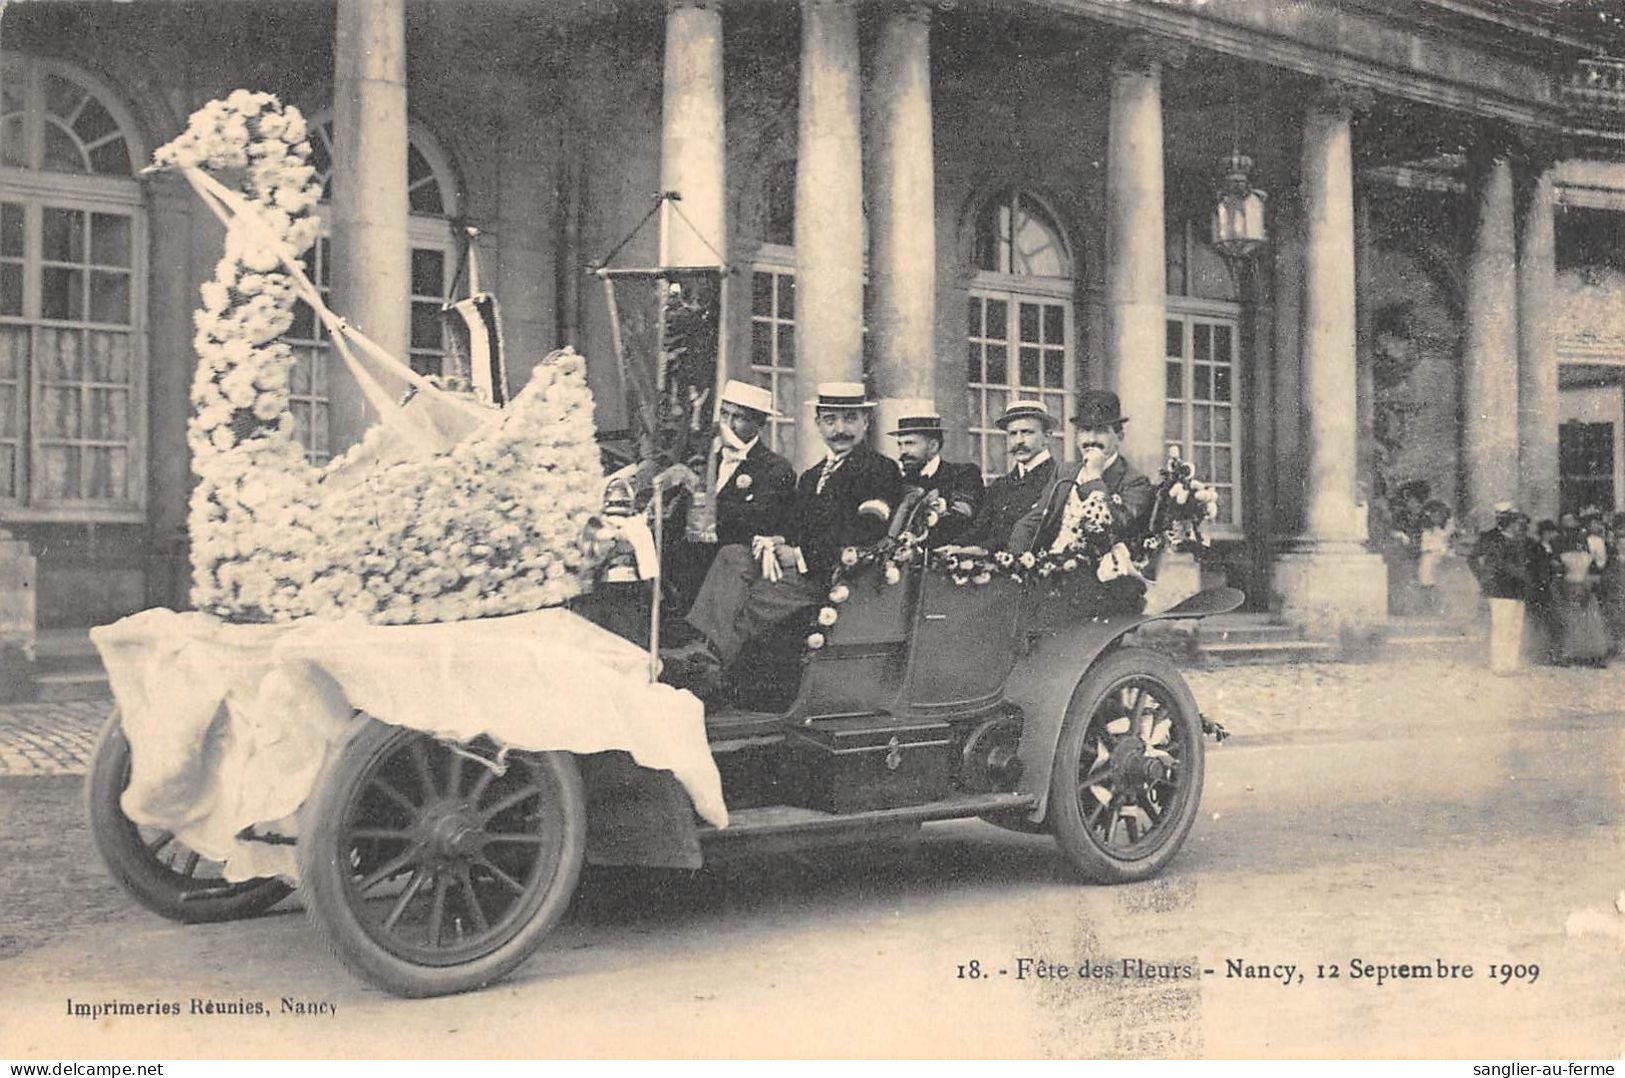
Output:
[1016, 449, 1051, 476]
[917, 456, 940, 479]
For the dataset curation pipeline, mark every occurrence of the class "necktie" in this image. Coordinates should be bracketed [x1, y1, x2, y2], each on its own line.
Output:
[718, 447, 748, 488]
[817, 455, 843, 495]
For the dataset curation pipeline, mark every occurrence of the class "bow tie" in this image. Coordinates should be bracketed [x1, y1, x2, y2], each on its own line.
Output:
[720, 446, 749, 466]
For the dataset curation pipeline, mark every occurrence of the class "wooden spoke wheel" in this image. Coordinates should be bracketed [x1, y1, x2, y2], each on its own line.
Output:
[85, 711, 293, 923]
[296, 720, 585, 998]
[1048, 647, 1205, 883]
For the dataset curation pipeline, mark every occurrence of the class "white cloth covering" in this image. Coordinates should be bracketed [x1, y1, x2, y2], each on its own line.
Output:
[91, 607, 726, 883]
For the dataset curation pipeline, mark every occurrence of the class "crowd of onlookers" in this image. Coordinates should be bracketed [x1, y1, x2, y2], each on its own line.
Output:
[1369, 479, 1625, 674]
[1466, 501, 1625, 674]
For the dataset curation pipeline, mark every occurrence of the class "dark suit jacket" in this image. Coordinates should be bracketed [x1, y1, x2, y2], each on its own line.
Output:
[1008, 454, 1155, 555]
[962, 456, 1056, 552]
[714, 440, 796, 547]
[904, 459, 985, 548]
[792, 441, 904, 577]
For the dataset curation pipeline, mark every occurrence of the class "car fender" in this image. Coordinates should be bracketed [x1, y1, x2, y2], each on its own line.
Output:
[1004, 586, 1243, 823]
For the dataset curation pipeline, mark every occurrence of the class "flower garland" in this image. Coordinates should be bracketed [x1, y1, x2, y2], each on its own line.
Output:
[805, 447, 1221, 651]
[154, 92, 608, 625]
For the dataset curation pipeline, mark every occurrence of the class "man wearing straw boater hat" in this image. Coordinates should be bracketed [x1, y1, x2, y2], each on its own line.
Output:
[888, 413, 983, 548]
[669, 381, 901, 694]
[667, 379, 797, 611]
[1008, 389, 1154, 556]
[957, 400, 1058, 552]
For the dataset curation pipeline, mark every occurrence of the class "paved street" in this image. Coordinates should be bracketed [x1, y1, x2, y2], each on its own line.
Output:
[1, 658, 1623, 1058]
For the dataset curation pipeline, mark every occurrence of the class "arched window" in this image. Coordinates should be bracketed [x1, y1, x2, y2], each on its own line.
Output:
[285, 115, 462, 462]
[0, 54, 145, 517]
[967, 189, 1075, 475]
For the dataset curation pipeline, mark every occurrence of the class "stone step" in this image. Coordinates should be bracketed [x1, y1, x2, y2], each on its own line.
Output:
[33, 669, 111, 702]
[1196, 637, 1341, 666]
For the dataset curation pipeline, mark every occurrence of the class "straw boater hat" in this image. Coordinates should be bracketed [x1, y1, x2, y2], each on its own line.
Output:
[995, 400, 1056, 430]
[1071, 389, 1128, 428]
[718, 378, 776, 417]
[889, 414, 945, 438]
[814, 381, 876, 409]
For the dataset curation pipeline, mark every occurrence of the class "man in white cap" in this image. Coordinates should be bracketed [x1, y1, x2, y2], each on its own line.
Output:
[668, 379, 796, 610]
[957, 400, 1058, 552]
[672, 381, 901, 694]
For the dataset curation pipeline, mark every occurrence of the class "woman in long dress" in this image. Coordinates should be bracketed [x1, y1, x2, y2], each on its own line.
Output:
[1556, 527, 1610, 666]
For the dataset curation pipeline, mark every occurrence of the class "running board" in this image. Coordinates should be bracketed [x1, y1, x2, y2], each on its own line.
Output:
[700, 791, 1037, 840]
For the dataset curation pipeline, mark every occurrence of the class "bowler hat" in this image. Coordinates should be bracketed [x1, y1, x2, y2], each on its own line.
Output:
[889, 414, 945, 437]
[1072, 390, 1128, 428]
[995, 400, 1056, 430]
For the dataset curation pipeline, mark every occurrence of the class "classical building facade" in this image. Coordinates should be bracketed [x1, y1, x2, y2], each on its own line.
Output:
[2, 0, 1623, 659]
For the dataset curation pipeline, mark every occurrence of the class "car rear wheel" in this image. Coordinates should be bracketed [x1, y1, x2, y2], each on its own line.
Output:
[1048, 647, 1205, 883]
[297, 720, 586, 998]
[85, 710, 293, 923]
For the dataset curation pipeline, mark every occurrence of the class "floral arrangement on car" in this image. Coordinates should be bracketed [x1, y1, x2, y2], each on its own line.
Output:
[156, 91, 610, 624]
[805, 447, 1220, 651]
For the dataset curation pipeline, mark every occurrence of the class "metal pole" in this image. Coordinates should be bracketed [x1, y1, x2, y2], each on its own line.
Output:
[649, 477, 663, 682]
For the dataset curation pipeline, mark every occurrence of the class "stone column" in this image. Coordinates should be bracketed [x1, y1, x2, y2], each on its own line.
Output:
[146, 176, 201, 609]
[794, 0, 866, 467]
[1273, 84, 1387, 631]
[1104, 33, 1181, 472]
[497, 83, 560, 390]
[1461, 152, 1521, 526]
[661, 0, 726, 268]
[1517, 160, 1559, 522]
[329, 0, 410, 454]
[868, 1, 936, 439]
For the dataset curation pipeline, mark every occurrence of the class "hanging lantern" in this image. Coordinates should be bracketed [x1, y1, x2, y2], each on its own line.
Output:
[1210, 152, 1268, 260]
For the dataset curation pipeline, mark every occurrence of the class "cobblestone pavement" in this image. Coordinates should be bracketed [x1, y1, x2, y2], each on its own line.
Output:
[2, 653, 1622, 777]
[0, 697, 111, 776]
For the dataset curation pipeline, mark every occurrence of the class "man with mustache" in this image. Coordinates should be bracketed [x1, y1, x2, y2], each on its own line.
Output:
[1007, 389, 1154, 562]
[888, 413, 983, 548]
[670, 382, 901, 694]
[957, 401, 1058, 552]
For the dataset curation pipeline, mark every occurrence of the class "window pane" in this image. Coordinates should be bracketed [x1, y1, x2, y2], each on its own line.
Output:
[84, 447, 127, 499]
[410, 301, 441, 349]
[0, 118, 25, 169]
[751, 272, 772, 317]
[43, 75, 85, 119]
[86, 388, 129, 438]
[0, 445, 14, 498]
[42, 267, 83, 320]
[1214, 452, 1233, 483]
[1043, 304, 1064, 345]
[967, 340, 982, 382]
[0, 385, 15, 438]
[985, 344, 1006, 384]
[0, 327, 23, 381]
[1214, 325, 1233, 364]
[90, 213, 131, 267]
[1194, 406, 1212, 441]
[42, 123, 88, 173]
[1019, 302, 1039, 343]
[751, 322, 772, 365]
[985, 298, 1006, 340]
[410, 248, 443, 296]
[37, 445, 78, 499]
[985, 388, 1008, 422]
[89, 271, 129, 324]
[1164, 403, 1183, 441]
[1165, 320, 1182, 358]
[1, 204, 22, 257]
[776, 274, 794, 319]
[1214, 366, 1232, 402]
[1193, 323, 1211, 362]
[290, 299, 315, 340]
[41, 387, 80, 437]
[1018, 347, 1040, 387]
[968, 296, 982, 336]
[1194, 445, 1212, 478]
[40, 327, 81, 379]
[776, 324, 794, 367]
[43, 208, 84, 262]
[1214, 407, 1232, 442]
[1166, 362, 1183, 399]
[73, 96, 119, 144]
[1217, 488, 1233, 525]
[1043, 351, 1064, 389]
[0, 265, 20, 317]
[1193, 364, 1211, 401]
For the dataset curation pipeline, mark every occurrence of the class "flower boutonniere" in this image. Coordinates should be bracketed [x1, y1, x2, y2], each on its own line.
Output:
[735, 473, 752, 491]
[1111, 492, 1124, 506]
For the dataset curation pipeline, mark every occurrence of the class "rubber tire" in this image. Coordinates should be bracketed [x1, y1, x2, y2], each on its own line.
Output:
[296, 720, 587, 998]
[1048, 647, 1205, 884]
[85, 711, 293, 923]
